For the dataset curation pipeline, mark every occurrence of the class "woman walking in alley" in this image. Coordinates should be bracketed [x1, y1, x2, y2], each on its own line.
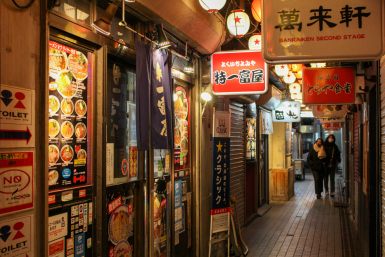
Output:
[324, 134, 341, 197]
[307, 138, 327, 199]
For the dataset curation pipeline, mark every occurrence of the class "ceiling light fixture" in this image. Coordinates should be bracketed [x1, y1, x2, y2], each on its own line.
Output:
[156, 24, 171, 49]
[92, 2, 118, 36]
[201, 84, 213, 116]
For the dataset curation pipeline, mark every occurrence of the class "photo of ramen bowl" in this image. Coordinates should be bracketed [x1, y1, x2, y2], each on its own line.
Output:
[75, 100, 87, 116]
[61, 98, 74, 115]
[114, 240, 132, 257]
[48, 170, 59, 185]
[75, 123, 87, 138]
[174, 90, 188, 120]
[61, 121, 74, 138]
[77, 149, 86, 160]
[61, 145, 74, 162]
[49, 48, 67, 79]
[56, 70, 77, 98]
[108, 205, 131, 245]
[68, 51, 88, 81]
[174, 125, 181, 145]
[49, 119, 60, 137]
[49, 95, 60, 114]
[49, 145, 59, 164]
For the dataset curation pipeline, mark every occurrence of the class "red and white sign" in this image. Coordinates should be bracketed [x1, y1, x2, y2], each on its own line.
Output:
[0, 152, 33, 215]
[262, 0, 384, 63]
[0, 215, 33, 257]
[0, 85, 35, 148]
[322, 122, 342, 131]
[48, 237, 65, 257]
[48, 213, 68, 242]
[211, 50, 268, 95]
[312, 105, 348, 118]
[49, 41, 76, 55]
[79, 189, 86, 198]
[108, 195, 122, 215]
[303, 67, 355, 105]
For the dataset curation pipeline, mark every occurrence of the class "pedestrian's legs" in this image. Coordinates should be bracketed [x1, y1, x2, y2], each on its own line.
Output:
[312, 170, 320, 194]
[324, 170, 329, 192]
[319, 169, 324, 194]
[330, 167, 336, 193]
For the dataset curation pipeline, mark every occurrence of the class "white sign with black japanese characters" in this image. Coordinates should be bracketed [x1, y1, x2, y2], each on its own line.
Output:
[272, 101, 301, 122]
[262, 0, 384, 63]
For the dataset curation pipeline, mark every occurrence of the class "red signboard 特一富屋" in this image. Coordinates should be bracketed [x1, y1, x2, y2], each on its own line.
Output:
[211, 51, 268, 95]
[303, 67, 355, 105]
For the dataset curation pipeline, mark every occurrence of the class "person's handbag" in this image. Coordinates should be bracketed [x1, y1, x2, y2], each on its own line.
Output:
[327, 147, 335, 168]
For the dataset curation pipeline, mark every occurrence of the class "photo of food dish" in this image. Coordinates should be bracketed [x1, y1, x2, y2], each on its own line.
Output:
[248, 124, 254, 138]
[174, 125, 181, 145]
[49, 119, 60, 137]
[49, 95, 60, 114]
[48, 170, 59, 185]
[181, 122, 188, 138]
[61, 145, 74, 162]
[61, 121, 74, 138]
[108, 205, 131, 245]
[61, 98, 74, 115]
[68, 51, 88, 81]
[114, 241, 132, 257]
[181, 137, 188, 150]
[75, 100, 87, 116]
[174, 89, 188, 120]
[77, 149, 86, 160]
[56, 70, 77, 98]
[75, 123, 87, 138]
[49, 145, 59, 164]
[49, 48, 67, 79]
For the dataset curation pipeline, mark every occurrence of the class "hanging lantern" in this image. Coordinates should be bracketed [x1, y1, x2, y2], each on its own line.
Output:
[199, 0, 226, 13]
[289, 83, 301, 93]
[274, 64, 289, 76]
[248, 33, 261, 51]
[227, 10, 250, 38]
[251, 0, 262, 22]
[295, 70, 303, 79]
[283, 71, 296, 84]
[291, 64, 302, 73]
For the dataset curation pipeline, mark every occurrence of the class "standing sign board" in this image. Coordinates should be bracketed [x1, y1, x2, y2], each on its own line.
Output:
[211, 51, 268, 95]
[0, 152, 33, 215]
[302, 68, 355, 105]
[312, 105, 348, 118]
[262, 0, 384, 63]
[0, 85, 35, 148]
[272, 101, 301, 122]
[209, 109, 231, 257]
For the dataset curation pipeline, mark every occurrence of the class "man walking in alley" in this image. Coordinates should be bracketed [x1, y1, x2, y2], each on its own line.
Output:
[307, 138, 327, 199]
[324, 134, 341, 197]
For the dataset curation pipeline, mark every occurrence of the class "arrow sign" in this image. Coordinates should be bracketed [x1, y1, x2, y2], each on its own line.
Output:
[0, 127, 32, 144]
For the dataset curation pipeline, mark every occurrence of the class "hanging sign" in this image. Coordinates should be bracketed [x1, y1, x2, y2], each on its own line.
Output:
[0, 152, 34, 215]
[312, 105, 348, 118]
[262, 0, 384, 63]
[302, 67, 355, 105]
[211, 51, 268, 95]
[272, 101, 301, 122]
[322, 122, 342, 131]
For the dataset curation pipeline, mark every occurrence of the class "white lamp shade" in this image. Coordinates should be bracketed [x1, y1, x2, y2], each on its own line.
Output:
[289, 83, 301, 93]
[283, 71, 296, 84]
[227, 10, 250, 38]
[248, 33, 262, 51]
[274, 64, 289, 76]
[199, 0, 226, 13]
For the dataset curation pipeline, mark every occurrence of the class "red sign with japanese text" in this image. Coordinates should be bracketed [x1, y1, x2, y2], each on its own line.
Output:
[302, 67, 355, 104]
[322, 122, 342, 131]
[211, 51, 268, 95]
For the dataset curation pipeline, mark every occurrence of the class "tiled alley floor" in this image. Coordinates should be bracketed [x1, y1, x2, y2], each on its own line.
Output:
[242, 173, 343, 257]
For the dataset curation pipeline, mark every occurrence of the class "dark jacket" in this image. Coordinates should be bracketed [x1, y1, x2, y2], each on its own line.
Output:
[324, 143, 341, 166]
[307, 146, 327, 172]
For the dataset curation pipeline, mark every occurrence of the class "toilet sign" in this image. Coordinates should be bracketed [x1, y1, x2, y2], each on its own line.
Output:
[0, 85, 35, 148]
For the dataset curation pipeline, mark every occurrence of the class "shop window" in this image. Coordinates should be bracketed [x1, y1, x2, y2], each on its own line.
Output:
[106, 55, 138, 185]
[53, 0, 92, 26]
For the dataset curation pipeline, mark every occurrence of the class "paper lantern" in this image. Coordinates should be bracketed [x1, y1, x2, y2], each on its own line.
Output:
[227, 10, 250, 38]
[289, 83, 301, 93]
[274, 64, 289, 76]
[291, 64, 302, 72]
[248, 33, 262, 51]
[295, 70, 303, 79]
[251, 0, 261, 22]
[199, 0, 226, 13]
[283, 71, 296, 84]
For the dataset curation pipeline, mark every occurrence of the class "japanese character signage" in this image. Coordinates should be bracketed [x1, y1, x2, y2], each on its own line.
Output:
[272, 101, 301, 122]
[0, 152, 33, 215]
[211, 51, 268, 95]
[312, 105, 348, 118]
[303, 67, 355, 105]
[322, 122, 342, 131]
[211, 109, 231, 233]
[262, 0, 384, 63]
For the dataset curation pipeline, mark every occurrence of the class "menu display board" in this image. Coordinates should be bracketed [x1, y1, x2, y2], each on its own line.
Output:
[154, 192, 167, 257]
[48, 200, 93, 257]
[246, 118, 256, 160]
[106, 186, 134, 257]
[174, 86, 189, 171]
[48, 40, 91, 191]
